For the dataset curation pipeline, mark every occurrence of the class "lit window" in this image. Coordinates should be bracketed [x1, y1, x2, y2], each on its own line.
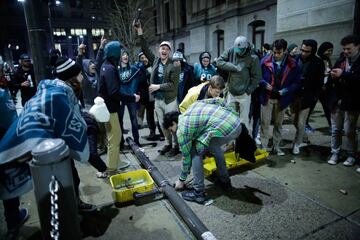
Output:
[53, 28, 66, 36]
[91, 28, 105, 36]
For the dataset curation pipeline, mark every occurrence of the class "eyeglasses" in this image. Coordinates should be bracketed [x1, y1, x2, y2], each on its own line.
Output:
[300, 49, 311, 53]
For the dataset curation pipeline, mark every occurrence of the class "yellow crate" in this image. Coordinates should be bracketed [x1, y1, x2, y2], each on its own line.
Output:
[203, 148, 269, 177]
[110, 169, 155, 203]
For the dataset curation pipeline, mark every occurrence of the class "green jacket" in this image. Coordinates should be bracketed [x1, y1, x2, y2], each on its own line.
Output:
[216, 48, 261, 96]
[139, 36, 180, 104]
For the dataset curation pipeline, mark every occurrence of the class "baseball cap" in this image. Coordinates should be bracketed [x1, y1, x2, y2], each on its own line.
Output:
[159, 41, 172, 50]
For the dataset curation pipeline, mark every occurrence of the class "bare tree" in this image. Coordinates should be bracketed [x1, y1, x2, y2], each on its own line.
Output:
[104, 0, 157, 61]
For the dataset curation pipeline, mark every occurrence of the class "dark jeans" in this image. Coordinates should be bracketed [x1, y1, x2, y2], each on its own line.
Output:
[140, 100, 156, 132]
[249, 89, 261, 139]
[87, 128, 107, 172]
[119, 102, 139, 143]
[306, 88, 331, 127]
[71, 159, 80, 198]
[3, 197, 20, 230]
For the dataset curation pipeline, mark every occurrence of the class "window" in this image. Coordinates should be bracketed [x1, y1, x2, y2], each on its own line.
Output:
[91, 29, 105, 36]
[214, 30, 224, 57]
[180, 0, 187, 27]
[164, 2, 170, 31]
[70, 28, 87, 36]
[249, 20, 265, 50]
[153, 9, 158, 34]
[53, 28, 66, 36]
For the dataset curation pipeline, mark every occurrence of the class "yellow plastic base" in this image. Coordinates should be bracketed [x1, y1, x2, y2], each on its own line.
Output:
[203, 149, 269, 177]
[110, 169, 155, 203]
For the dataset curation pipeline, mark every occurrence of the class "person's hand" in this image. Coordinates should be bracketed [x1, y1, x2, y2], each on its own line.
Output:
[174, 180, 185, 191]
[236, 65, 242, 72]
[278, 88, 288, 96]
[99, 35, 107, 49]
[78, 44, 86, 56]
[148, 84, 160, 93]
[134, 94, 140, 102]
[21, 80, 30, 87]
[330, 68, 343, 78]
[133, 20, 143, 35]
[265, 83, 273, 91]
[173, 60, 181, 67]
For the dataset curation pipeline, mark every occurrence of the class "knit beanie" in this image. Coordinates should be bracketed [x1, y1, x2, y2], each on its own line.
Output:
[55, 56, 81, 81]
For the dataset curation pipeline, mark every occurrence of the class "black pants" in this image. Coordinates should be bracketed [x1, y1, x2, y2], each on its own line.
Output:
[3, 197, 20, 230]
[87, 129, 107, 172]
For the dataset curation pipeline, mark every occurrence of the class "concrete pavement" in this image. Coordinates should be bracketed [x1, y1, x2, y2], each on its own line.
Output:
[1, 103, 360, 240]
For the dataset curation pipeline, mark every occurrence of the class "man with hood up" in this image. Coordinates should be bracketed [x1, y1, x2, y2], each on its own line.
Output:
[98, 41, 140, 172]
[216, 36, 262, 128]
[193, 51, 217, 85]
[291, 39, 324, 155]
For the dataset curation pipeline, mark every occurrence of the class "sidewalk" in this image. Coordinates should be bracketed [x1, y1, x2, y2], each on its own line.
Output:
[1, 102, 360, 239]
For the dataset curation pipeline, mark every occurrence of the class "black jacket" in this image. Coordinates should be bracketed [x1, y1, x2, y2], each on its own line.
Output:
[326, 53, 360, 111]
[98, 59, 135, 113]
[295, 55, 325, 109]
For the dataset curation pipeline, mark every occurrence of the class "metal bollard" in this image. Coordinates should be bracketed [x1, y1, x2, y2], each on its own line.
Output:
[30, 139, 81, 240]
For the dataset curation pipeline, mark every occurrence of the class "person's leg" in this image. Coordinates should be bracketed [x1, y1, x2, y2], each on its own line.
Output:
[155, 100, 172, 154]
[328, 105, 344, 165]
[237, 94, 251, 129]
[273, 100, 286, 154]
[87, 128, 107, 173]
[128, 102, 140, 144]
[164, 99, 180, 156]
[145, 100, 156, 137]
[319, 91, 331, 127]
[137, 103, 145, 127]
[343, 111, 359, 166]
[105, 113, 121, 170]
[294, 108, 310, 145]
[3, 197, 21, 231]
[118, 102, 126, 146]
[260, 100, 274, 150]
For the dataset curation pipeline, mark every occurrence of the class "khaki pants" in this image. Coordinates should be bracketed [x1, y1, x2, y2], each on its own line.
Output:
[226, 92, 251, 129]
[105, 113, 121, 170]
[155, 99, 179, 147]
[260, 99, 285, 150]
[291, 100, 310, 145]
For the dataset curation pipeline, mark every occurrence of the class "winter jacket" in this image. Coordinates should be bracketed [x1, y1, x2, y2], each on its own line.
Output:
[294, 55, 325, 109]
[259, 54, 301, 110]
[179, 82, 209, 113]
[177, 62, 195, 104]
[139, 35, 180, 104]
[119, 62, 145, 98]
[13, 65, 37, 104]
[216, 48, 261, 95]
[326, 53, 360, 111]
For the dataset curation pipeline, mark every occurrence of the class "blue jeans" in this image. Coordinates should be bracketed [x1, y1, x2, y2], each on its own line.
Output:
[119, 102, 139, 143]
[192, 124, 242, 192]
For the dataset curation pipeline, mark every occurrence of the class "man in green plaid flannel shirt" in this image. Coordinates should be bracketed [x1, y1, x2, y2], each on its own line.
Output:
[163, 98, 256, 204]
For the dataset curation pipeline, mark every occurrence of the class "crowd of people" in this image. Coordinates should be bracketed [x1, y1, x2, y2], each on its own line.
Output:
[0, 21, 359, 237]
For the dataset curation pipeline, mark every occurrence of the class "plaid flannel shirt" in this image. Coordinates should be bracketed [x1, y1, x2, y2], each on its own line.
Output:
[177, 98, 241, 181]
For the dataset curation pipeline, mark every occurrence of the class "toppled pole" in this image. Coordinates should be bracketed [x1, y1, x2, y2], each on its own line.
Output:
[126, 137, 217, 240]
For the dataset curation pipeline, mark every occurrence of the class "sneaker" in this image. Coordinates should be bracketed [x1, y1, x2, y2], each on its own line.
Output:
[273, 148, 285, 156]
[305, 125, 315, 133]
[181, 189, 205, 204]
[146, 132, 157, 141]
[343, 156, 356, 166]
[356, 168, 360, 173]
[7, 208, 29, 235]
[255, 137, 261, 145]
[292, 144, 300, 155]
[118, 160, 130, 170]
[166, 147, 180, 157]
[78, 200, 97, 212]
[158, 144, 172, 155]
[214, 178, 232, 192]
[327, 153, 339, 165]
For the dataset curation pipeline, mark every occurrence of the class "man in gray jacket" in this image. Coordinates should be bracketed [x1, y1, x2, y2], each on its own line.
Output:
[135, 23, 181, 157]
[216, 36, 261, 128]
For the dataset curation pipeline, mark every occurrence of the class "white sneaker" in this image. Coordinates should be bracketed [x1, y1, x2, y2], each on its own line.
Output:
[327, 154, 339, 165]
[343, 156, 356, 166]
[255, 137, 261, 145]
[292, 144, 300, 155]
[273, 148, 285, 156]
[356, 168, 360, 173]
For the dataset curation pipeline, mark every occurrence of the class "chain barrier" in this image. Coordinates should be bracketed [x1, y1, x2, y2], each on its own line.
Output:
[49, 175, 60, 240]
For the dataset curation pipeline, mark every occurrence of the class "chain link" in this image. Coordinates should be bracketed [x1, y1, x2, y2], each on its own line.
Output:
[49, 175, 60, 240]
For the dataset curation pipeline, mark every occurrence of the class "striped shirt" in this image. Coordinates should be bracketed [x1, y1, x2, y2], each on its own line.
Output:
[177, 98, 241, 181]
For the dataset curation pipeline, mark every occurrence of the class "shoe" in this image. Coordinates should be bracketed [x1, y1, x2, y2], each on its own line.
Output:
[343, 156, 356, 166]
[181, 189, 205, 204]
[166, 147, 180, 157]
[95, 171, 109, 178]
[292, 144, 300, 155]
[118, 160, 130, 170]
[273, 148, 285, 156]
[78, 200, 97, 212]
[134, 141, 142, 147]
[7, 208, 29, 236]
[305, 125, 315, 133]
[356, 168, 360, 173]
[146, 132, 157, 141]
[255, 137, 261, 145]
[327, 153, 339, 165]
[158, 145, 172, 155]
[214, 178, 232, 191]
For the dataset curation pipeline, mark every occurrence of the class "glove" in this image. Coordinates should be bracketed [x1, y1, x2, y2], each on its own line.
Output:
[279, 88, 288, 96]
